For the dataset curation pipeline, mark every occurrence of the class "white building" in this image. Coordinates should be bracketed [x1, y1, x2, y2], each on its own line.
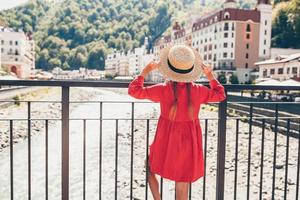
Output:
[153, 0, 272, 84]
[0, 26, 35, 79]
[255, 53, 300, 81]
[105, 37, 156, 79]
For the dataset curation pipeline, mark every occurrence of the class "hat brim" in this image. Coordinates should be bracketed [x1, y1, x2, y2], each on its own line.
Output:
[158, 44, 203, 82]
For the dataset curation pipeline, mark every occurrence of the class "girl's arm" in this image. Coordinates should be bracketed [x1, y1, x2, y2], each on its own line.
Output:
[196, 64, 226, 103]
[128, 61, 164, 102]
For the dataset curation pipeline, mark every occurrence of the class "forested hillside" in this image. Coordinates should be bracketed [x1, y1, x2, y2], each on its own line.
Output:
[0, 0, 299, 71]
[0, 0, 186, 70]
[272, 0, 300, 48]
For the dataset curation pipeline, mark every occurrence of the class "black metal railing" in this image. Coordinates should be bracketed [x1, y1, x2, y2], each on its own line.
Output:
[0, 79, 299, 200]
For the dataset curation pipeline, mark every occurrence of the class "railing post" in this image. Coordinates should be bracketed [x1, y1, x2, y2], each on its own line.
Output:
[62, 86, 70, 200]
[216, 90, 227, 200]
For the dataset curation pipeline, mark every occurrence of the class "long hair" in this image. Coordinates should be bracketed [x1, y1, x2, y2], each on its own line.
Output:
[168, 81, 194, 120]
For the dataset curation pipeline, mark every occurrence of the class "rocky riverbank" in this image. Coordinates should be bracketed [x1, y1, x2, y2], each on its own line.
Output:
[0, 87, 98, 150]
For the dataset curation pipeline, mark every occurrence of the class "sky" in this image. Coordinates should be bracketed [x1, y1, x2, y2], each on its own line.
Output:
[0, 0, 28, 11]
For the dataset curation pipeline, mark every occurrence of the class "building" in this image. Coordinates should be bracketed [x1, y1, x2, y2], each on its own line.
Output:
[0, 26, 35, 79]
[255, 53, 300, 81]
[153, 0, 272, 83]
[105, 37, 155, 79]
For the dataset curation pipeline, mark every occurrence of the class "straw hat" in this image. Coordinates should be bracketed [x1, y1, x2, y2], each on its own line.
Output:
[158, 44, 203, 82]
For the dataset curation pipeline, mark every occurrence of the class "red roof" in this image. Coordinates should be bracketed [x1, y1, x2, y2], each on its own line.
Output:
[192, 8, 260, 31]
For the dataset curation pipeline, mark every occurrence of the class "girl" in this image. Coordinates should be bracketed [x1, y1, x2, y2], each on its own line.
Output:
[128, 44, 226, 200]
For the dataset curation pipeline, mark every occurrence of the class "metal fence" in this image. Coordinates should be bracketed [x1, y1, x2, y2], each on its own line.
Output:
[0, 79, 299, 200]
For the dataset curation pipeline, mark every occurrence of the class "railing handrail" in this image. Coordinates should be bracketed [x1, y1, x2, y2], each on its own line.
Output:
[0, 79, 300, 90]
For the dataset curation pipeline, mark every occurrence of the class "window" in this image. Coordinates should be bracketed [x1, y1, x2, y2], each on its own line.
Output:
[287, 68, 290, 74]
[246, 53, 249, 59]
[208, 54, 212, 60]
[232, 23, 235, 30]
[9, 40, 13, 45]
[265, 20, 267, 25]
[214, 45, 217, 49]
[263, 49, 266, 55]
[264, 40, 266, 45]
[231, 43, 234, 48]
[246, 24, 251, 32]
[246, 33, 250, 39]
[224, 12, 230, 20]
[204, 55, 207, 60]
[1, 40, 4, 45]
[204, 45, 207, 51]
[15, 41, 18, 45]
[15, 50, 19, 55]
[224, 32, 228, 38]
[231, 53, 233, 58]
[1, 48, 3, 53]
[246, 43, 249, 49]
[232, 32, 234, 37]
[245, 63, 248, 68]
[263, 69, 267, 77]
[270, 69, 275, 74]
[292, 67, 298, 74]
[224, 43, 228, 48]
[223, 52, 227, 58]
[265, 30, 267, 35]
[15, 58, 18, 61]
[224, 23, 229, 31]
[278, 68, 284, 74]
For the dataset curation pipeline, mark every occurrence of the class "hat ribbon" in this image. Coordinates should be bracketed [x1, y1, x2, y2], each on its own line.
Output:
[167, 59, 194, 74]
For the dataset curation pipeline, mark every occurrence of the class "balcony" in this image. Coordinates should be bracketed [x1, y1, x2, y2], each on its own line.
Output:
[0, 80, 299, 200]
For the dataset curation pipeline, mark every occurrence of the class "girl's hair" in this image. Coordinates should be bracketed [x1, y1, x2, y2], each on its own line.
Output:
[168, 81, 194, 120]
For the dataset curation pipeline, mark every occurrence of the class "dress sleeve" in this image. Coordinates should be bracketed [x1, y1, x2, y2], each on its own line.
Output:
[128, 75, 164, 102]
[195, 79, 226, 103]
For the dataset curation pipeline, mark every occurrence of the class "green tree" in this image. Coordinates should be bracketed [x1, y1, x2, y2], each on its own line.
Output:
[87, 46, 106, 70]
[229, 74, 239, 84]
[217, 74, 227, 84]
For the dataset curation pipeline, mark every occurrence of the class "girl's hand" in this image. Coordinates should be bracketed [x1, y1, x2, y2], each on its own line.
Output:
[145, 61, 159, 72]
[140, 61, 159, 77]
[200, 63, 215, 81]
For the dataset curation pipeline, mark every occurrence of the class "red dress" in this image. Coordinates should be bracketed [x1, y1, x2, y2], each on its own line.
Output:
[128, 75, 226, 182]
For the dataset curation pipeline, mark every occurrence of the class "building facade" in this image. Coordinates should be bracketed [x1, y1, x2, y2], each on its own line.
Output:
[105, 37, 156, 80]
[255, 53, 300, 81]
[0, 26, 35, 79]
[153, 0, 272, 83]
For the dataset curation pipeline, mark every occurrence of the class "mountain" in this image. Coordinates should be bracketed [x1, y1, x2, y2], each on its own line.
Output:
[0, 0, 299, 71]
[1, 0, 186, 70]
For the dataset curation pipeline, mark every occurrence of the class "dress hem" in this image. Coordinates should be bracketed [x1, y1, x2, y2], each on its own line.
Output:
[149, 164, 204, 183]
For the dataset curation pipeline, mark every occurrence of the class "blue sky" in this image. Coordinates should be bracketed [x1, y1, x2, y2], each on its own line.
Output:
[0, 0, 28, 11]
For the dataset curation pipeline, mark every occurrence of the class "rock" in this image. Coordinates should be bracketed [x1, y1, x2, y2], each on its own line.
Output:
[275, 164, 284, 169]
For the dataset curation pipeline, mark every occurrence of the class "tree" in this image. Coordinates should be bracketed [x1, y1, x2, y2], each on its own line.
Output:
[217, 73, 227, 84]
[87, 46, 106, 70]
[48, 58, 61, 70]
[229, 74, 239, 84]
[272, 0, 300, 48]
